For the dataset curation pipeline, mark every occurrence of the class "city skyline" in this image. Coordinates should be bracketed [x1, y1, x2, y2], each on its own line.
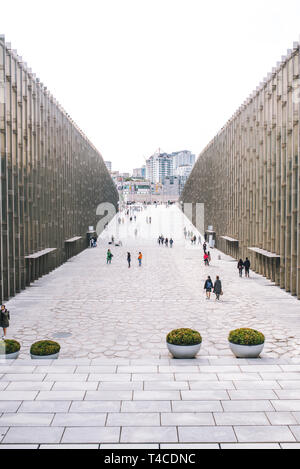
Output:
[1, 0, 300, 172]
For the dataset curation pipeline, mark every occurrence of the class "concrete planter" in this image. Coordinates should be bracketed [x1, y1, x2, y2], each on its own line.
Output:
[30, 352, 59, 360]
[167, 342, 201, 359]
[229, 342, 264, 358]
[0, 351, 20, 360]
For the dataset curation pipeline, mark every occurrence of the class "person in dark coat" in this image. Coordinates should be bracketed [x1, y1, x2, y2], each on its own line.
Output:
[204, 276, 213, 300]
[237, 259, 244, 277]
[0, 305, 10, 339]
[127, 252, 131, 268]
[244, 258, 251, 277]
[213, 276, 222, 300]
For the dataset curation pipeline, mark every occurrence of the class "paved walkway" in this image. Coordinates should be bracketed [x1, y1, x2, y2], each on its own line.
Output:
[1, 204, 300, 448]
[5, 204, 300, 360]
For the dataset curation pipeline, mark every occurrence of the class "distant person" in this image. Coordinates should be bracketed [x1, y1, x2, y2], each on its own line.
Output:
[165, 238, 169, 247]
[198, 235, 201, 245]
[204, 276, 213, 300]
[207, 251, 211, 263]
[237, 259, 244, 277]
[138, 252, 143, 267]
[213, 276, 222, 301]
[170, 238, 174, 248]
[203, 242, 207, 254]
[134, 228, 138, 237]
[204, 252, 209, 266]
[0, 305, 10, 339]
[244, 257, 251, 278]
[107, 249, 113, 264]
[127, 252, 131, 268]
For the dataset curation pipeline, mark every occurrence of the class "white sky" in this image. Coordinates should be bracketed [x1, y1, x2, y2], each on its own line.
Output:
[1, 0, 300, 172]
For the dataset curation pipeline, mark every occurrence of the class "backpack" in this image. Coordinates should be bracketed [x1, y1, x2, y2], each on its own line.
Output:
[206, 280, 212, 289]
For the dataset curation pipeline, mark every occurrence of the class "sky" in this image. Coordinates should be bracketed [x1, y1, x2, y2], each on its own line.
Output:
[1, 0, 300, 172]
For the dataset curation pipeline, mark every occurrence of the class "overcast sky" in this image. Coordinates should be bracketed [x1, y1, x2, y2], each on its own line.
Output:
[1, 0, 300, 172]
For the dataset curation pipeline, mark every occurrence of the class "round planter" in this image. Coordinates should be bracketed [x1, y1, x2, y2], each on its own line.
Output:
[0, 351, 19, 360]
[167, 342, 201, 359]
[30, 352, 59, 360]
[229, 342, 264, 358]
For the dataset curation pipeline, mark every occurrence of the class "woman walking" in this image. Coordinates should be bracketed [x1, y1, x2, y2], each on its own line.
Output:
[0, 305, 10, 339]
[237, 259, 244, 277]
[107, 249, 113, 264]
[204, 252, 209, 266]
[138, 252, 143, 267]
[204, 276, 213, 300]
[127, 252, 131, 268]
[213, 276, 222, 300]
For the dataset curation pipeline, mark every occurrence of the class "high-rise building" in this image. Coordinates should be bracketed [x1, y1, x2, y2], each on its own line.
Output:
[104, 161, 112, 172]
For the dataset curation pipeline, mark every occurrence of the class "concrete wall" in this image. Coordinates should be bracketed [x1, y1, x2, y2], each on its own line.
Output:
[181, 42, 300, 299]
[0, 36, 119, 302]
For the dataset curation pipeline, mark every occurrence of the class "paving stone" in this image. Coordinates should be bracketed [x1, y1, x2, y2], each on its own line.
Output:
[0, 374, 46, 382]
[0, 391, 38, 401]
[76, 366, 117, 373]
[132, 374, 174, 381]
[52, 382, 97, 391]
[98, 382, 143, 391]
[172, 401, 222, 412]
[3, 427, 64, 444]
[133, 391, 180, 401]
[181, 390, 229, 400]
[121, 426, 177, 443]
[100, 444, 159, 449]
[40, 444, 99, 449]
[88, 374, 131, 382]
[85, 391, 132, 401]
[19, 401, 71, 413]
[189, 381, 234, 390]
[161, 413, 214, 426]
[44, 374, 88, 382]
[234, 425, 295, 442]
[106, 413, 160, 426]
[0, 402, 21, 412]
[144, 381, 188, 390]
[233, 380, 280, 390]
[178, 426, 236, 443]
[0, 445, 38, 449]
[5, 382, 53, 391]
[70, 401, 120, 413]
[62, 427, 120, 443]
[160, 444, 219, 449]
[275, 390, 300, 399]
[228, 390, 278, 400]
[221, 443, 280, 449]
[289, 426, 300, 441]
[222, 401, 275, 412]
[121, 401, 171, 413]
[271, 401, 300, 412]
[52, 413, 106, 426]
[0, 413, 54, 426]
[36, 391, 85, 401]
[280, 443, 300, 449]
[266, 412, 297, 425]
[214, 412, 269, 426]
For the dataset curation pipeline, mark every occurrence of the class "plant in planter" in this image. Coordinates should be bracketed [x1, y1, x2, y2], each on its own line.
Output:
[30, 340, 60, 359]
[228, 328, 265, 358]
[0, 340, 21, 359]
[166, 328, 202, 359]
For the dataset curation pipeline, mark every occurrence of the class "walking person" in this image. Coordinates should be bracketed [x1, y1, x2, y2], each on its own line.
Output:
[213, 276, 222, 300]
[204, 276, 213, 300]
[204, 252, 209, 266]
[107, 249, 113, 264]
[237, 259, 244, 277]
[138, 252, 143, 267]
[207, 251, 211, 263]
[127, 252, 131, 268]
[165, 237, 169, 247]
[203, 242, 207, 254]
[0, 305, 10, 339]
[244, 257, 251, 278]
[170, 238, 174, 248]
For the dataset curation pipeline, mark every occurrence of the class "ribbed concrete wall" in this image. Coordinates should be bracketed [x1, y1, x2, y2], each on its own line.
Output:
[0, 36, 119, 302]
[181, 42, 300, 299]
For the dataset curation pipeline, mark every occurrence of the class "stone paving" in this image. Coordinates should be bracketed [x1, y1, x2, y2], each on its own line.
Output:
[4, 204, 300, 360]
[1, 204, 300, 448]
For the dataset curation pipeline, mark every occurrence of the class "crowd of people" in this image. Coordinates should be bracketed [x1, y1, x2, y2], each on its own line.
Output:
[157, 235, 174, 248]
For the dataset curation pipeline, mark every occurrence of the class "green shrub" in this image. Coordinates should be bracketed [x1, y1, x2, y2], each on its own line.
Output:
[0, 340, 20, 355]
[166, 328, 202, 346]
[228, 328, 265, 346]
[30, 340, 60, 356]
